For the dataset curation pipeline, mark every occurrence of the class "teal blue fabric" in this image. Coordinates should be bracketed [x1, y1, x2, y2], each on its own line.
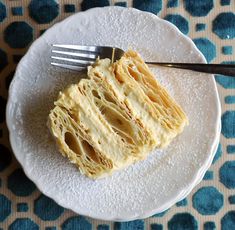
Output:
[168, 213, 198, 230]
[34, 195, 64, 220]
[64, 4, 75, 13]
[29, 0, 59, 24]
[228, 195, 235, 204]
[215, 61, 235, 89]
[17, 203, 28, 212]
[192, 187, 223, 215]
[45, 227, 57, 230]
[203, 171, 214, 180]
[195, 23, 206, 31]
[221, 111, 235, 138]
[204, 222, 216, 230]
[227, 145, 235, 154]
[11, 7, 23, 16]
[222, 46, 233, 55]
[0, 194, 11, 222]
[114, 220, 144, 230]
[4, 22, 33, 48]
[212, 143, 222, 164]
[81, 0, 110, 11]
[61, 216, 92, 230]
[221, 0, 230, 6]
[176, 198, 188, 207]
[133, 0, 162, 14]
[97, 225, 110, 230]
[7, 169, 36, 196]
[0, 2, 6, 22]
[151, 223, 163, 230]
[212, 13, 235, 39]
[167, 0, 178, 8]
[9, 218, 39, 230]
[225, 96, 235, 104]
[221, 211, 235, 230]
[193, 38, 216, 63]
[0, 144, 12, 171]
[115, 2, 127, 7]
[219, 161, 235, 188]
[184, 0, 213, 16]
[164, 14, 189, 34]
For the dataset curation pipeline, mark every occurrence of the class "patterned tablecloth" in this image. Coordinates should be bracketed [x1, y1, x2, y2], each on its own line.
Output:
[0, 0, 235, 229]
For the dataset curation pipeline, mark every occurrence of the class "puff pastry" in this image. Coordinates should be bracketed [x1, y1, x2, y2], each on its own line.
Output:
[48, 50, 188, 179]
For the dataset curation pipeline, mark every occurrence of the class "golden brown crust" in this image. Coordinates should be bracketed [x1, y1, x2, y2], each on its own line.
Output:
[48, 50, 188, 179]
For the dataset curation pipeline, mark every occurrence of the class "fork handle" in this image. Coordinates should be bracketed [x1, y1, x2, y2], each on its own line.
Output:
[145, 62, 235, 77]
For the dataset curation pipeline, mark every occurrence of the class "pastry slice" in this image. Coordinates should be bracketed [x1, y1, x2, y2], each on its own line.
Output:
[113, 50, 188, 147]
[48, 50, 188, 179]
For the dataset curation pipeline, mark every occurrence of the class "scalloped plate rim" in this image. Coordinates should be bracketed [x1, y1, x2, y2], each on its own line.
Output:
[6, 6, 221, 221]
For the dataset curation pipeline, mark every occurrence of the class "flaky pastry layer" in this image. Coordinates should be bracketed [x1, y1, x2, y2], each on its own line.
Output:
[48, 50, 188, 179]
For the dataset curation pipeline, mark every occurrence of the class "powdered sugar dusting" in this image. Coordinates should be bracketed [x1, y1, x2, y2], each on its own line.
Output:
[7, 7, 220, 220]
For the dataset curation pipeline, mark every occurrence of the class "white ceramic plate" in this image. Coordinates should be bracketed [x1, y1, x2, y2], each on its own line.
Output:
[6, 7, 221, 221]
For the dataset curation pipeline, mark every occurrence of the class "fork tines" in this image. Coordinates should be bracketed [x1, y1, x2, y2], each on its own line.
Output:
[51, 44, 125, 71]
[51, 44, 99, 70]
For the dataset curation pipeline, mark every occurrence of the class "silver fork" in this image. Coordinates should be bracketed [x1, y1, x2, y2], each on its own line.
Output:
[51, 45, 124, 71]
[51, 44, 235, 76]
